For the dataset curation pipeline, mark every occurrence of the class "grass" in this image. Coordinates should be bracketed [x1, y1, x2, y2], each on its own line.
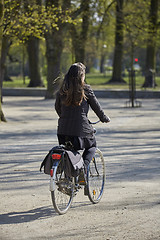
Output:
[3, 76, 31, 88]
[86, 73, 160, 91]
[3, 73, 160, 91]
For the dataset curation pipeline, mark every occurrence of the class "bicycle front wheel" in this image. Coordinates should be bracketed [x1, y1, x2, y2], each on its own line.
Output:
[51, 161, 74, 215]
[86, 148, 105, 204]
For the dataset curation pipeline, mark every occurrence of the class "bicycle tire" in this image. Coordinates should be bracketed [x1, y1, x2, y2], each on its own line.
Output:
[86, 148, 105, 204]
[51, 161, 74, 215]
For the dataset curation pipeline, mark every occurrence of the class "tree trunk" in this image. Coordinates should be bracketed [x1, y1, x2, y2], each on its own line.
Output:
[27, 37, 44, 87]
[0, 37, 8, 119]
[129, 43, 136, 107]
[100, 47, 106, 74]
[71, 0, 90, 63]
[24, 0, 43, 87]
[100, 55, 105, 73]
[109, 0, 125, 83]
[0, 0, 6, 122]
[45, 0, 70, 98]
[0, 36, 11, 86]
[142, 0, 158, 88]
[45, 29, 63, 99]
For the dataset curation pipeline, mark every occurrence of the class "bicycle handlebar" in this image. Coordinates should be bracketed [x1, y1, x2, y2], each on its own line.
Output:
[89, 117, 110, 125]
[89, 120, 101, 125]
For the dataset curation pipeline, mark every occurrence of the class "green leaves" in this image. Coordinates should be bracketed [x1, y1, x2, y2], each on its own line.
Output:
[2, 0, 72, 42]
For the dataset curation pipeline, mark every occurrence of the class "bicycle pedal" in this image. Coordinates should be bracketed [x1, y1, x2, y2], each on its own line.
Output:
[79, 180, 86, 185]
[78, 172, 86, 185]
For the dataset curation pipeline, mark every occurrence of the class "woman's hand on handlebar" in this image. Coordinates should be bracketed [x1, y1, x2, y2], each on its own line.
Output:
[105, 116, 110, 123]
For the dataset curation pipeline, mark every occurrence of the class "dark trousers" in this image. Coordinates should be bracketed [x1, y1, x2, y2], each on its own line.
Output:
[82, 146, 96, 168]
[57, 134, 96, 168]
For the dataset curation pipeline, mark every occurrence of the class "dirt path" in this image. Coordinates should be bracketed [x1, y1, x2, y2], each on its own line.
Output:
[0, 97, 160, 240]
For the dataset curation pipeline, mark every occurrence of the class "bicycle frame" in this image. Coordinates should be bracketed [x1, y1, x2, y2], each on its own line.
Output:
[50, 161, 59, 191]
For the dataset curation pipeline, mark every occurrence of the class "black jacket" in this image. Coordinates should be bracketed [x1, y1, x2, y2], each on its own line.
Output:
[55, 84, 109, 138]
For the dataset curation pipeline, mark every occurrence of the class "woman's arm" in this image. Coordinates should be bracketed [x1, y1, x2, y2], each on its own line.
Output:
[85, 85, 110, 123]
[55, 92, 61, 117]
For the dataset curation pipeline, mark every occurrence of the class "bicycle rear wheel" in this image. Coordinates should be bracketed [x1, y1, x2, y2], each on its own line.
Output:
[51, 161, 74, 215]
[86, 148, 105, 204]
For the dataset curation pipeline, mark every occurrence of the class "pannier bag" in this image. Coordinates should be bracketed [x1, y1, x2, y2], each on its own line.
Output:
[40, 146, 84, 177]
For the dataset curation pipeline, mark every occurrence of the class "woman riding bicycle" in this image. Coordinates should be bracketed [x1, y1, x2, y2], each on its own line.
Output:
[55, 62, 110, 173]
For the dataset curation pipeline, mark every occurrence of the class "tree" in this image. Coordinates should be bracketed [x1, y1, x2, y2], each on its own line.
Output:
[92, 0, 116, 74]
[0, 0, 46, 96]
[45, 0, 71, 99]
[25, 0, 44, 87]
[1, 36, 11, 83]
[27, 37, 44, 87]
[70, 0, 90, 63]
[123, 1, 149, 71]
[0, 0, 6, 122]
[142, 0, 158, 88]
[109, 0, 125, 83]
[0, 0, 71, 100]
[122, 0, 149, 106]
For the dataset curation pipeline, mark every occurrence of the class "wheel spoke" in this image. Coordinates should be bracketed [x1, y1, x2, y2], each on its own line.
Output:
[51, 161, 74, 215]
[87, 148, 105, 204]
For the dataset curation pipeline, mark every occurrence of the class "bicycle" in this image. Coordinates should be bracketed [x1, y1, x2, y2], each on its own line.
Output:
[49, 120, 106, 215]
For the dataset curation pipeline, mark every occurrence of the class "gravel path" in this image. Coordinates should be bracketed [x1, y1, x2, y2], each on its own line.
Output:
[0, 97, 160, 240]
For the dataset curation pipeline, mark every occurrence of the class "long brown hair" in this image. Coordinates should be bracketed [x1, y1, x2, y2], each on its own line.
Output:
[60, 62, 86, 106]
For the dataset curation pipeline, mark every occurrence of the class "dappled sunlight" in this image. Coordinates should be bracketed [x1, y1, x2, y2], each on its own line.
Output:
[0, 97, 160, 240]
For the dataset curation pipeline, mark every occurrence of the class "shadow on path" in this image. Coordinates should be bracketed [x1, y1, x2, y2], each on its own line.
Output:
[0, 201, 93, 225]
[0, 206, 55, 225]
